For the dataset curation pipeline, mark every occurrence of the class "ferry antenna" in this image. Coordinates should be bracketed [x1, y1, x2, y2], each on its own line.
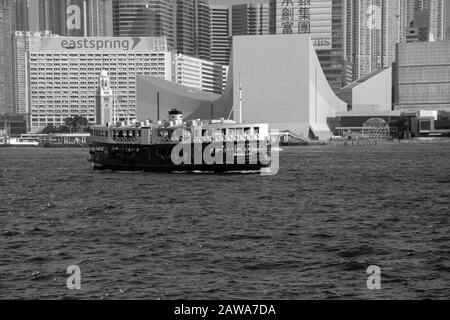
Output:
[239, 72, 243, 123]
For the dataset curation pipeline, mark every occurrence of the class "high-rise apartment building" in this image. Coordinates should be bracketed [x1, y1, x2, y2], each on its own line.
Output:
[447, 1, 450, 40]
[210, 5, 231, 66]
[1, 1, 17, 114]
[350, 0, 409, 81]
[412, 0, 447, 41]
[327, 0, 352, 92]
[12, 30, 56, 115]
[382, 1, 409, 67]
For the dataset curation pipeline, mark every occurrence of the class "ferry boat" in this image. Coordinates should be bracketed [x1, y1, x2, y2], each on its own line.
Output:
[0, 137, 40, 147]
[88, 109, 273, 173]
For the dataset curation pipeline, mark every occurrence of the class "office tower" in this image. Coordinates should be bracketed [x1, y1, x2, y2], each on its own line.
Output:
[232, 3, 271, 36]
[113, 0, 176, 49]
[210, 5, 231, 66]
[394, 41, 450, 113]
[176, 0, 211, 60]
[39, 0, 113, 37]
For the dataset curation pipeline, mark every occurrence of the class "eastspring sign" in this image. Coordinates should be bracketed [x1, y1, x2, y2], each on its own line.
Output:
[40, 37, 166, 51]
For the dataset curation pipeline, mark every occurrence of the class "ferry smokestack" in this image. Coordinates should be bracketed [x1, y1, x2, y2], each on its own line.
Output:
[169, 109, 183, 125]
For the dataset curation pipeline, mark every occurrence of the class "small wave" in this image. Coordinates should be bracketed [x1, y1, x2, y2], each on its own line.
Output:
[337, 245, 385, 259]
[2, 230, 20, 237]
[341, 260, 367, 271]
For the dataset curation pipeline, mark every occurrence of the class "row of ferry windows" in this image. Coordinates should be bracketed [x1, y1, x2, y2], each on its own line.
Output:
[91, 128, 261, 138]
[155, 127, 261, 139]
[90, 130, 142, 138]
[196, 127, 260, 137]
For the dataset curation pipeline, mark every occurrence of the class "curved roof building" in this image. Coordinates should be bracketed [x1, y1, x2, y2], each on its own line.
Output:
[136, 34, 347, 140]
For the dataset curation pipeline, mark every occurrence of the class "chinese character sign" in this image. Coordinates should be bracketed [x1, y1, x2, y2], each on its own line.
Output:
[297, 0, 311, 34]
[276, 0, 332, 51]
[280, 0, 295, 34]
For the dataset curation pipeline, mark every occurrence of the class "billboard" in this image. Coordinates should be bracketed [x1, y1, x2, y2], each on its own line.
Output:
[40, 37, 168, 52]
[276, 0, 332, 51]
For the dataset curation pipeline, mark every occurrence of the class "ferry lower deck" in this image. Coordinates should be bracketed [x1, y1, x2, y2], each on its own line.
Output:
[88, 141, 271, 172]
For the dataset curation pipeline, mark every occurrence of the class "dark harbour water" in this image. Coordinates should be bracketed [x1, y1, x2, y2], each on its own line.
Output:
[0, 142, 449, 300]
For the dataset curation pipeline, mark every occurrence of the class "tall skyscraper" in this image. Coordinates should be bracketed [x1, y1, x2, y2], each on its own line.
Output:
[113, 0, 176, 49]
[12, 31, 56, 115]
[328, 0, 352, 91]
[232, 3, 271, 36]
[407, 0, 416, 26]
[1, 1, 17, 114]
[15, 0, 40, 31]
[446, 0, 450, 40]
[382, 0, 408, 67]
[210, 5, 231, 65]
[0, 0, 36, 115]
[113, 0, 211, 60]
[176, 0, 211, 60]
